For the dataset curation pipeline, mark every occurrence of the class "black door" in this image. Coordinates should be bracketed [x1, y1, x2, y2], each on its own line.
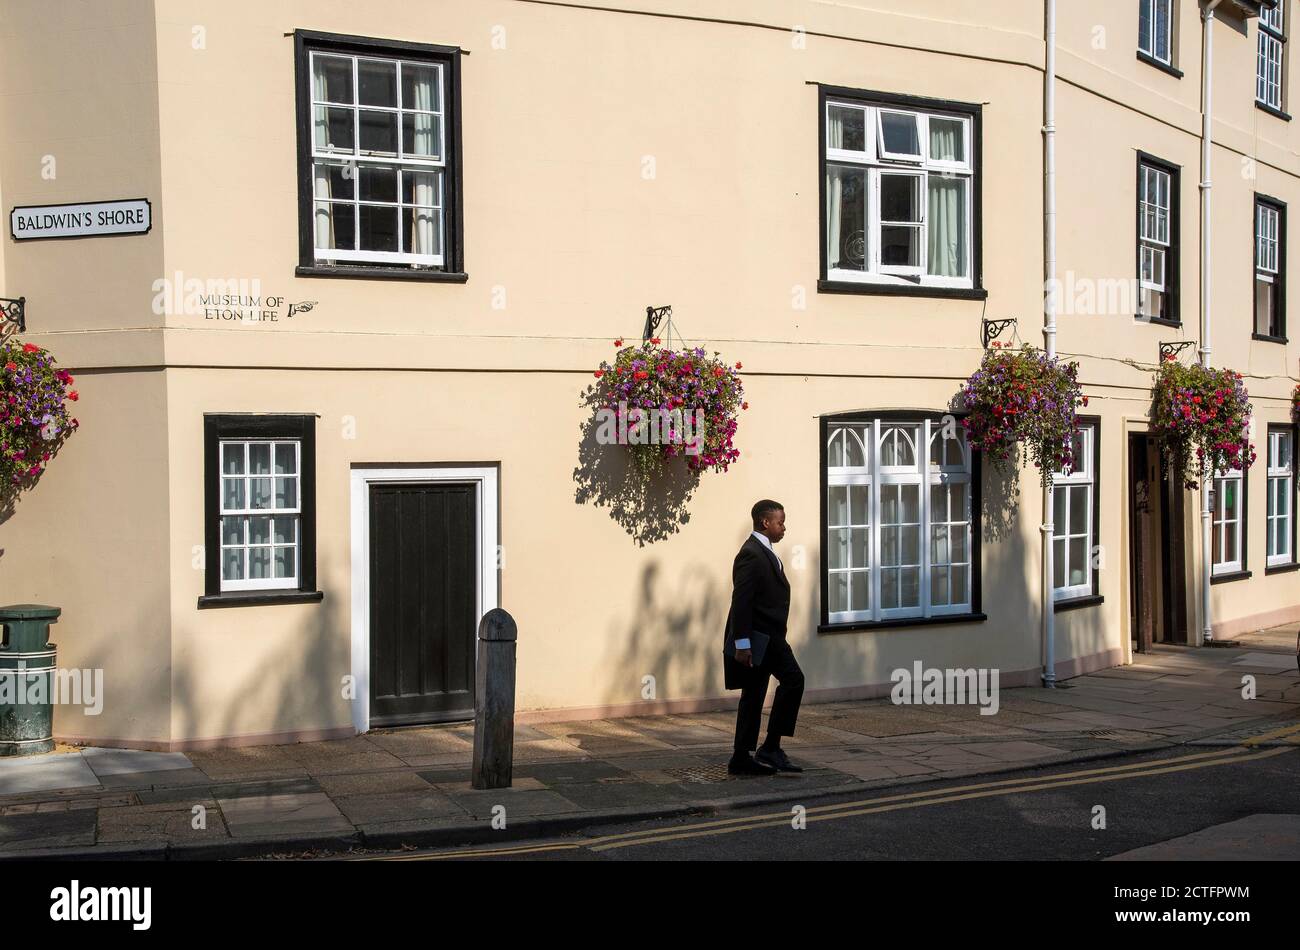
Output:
[369, 482, 477, 726]
[1129, 434, 1157, 654]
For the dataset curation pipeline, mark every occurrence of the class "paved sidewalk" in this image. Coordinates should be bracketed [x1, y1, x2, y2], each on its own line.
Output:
[1, 630, 1296, 859]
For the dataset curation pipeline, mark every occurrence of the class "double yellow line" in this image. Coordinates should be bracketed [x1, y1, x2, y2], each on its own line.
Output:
[375, 723, 1300, 861]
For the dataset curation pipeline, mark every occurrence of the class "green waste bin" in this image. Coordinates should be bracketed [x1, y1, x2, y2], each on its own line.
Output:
[0, 605, 60, 756]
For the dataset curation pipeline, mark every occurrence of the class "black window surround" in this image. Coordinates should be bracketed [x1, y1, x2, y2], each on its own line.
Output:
[1256, 4, 1291, 119]
[1265, 421, 1299, 574]
[293, 29, 467, 283]
[815, 84, 986, 301]
[1053, 416, 1104, 612]
[817, 410, 985, 633]
[1135, 151, 1181, 327]
[200, 414, 321, 609]
[1253, 193, 1287, 343]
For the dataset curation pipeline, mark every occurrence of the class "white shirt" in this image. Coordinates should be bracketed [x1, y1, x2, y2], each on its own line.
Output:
[735, 532, 781, 651]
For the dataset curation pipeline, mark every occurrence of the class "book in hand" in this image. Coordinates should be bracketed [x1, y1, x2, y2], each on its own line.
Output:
[729, 629, 770, 667]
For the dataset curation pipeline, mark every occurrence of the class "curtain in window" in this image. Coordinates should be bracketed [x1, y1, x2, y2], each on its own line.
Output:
[927, 176, 966, 277]
[312, 62, 336, 250]
[826, 110, 844, 269]
[407, 70, 437, 256]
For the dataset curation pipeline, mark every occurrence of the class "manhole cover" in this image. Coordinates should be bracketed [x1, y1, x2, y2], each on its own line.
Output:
[664, 764, 739, 783]
[1086, 728, 1156, 742]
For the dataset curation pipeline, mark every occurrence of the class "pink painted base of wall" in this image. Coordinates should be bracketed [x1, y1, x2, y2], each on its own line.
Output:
[55, 646, 1127, 751]
[1211, 603, 1300, 641]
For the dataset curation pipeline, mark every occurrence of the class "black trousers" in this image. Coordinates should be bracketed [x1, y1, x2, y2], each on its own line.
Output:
[733, 638, 804, 753]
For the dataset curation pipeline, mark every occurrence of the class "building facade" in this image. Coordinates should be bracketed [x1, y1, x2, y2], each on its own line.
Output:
[0, 0, 1296, 749]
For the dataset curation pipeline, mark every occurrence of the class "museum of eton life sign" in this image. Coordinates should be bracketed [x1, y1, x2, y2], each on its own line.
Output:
[10, 198, 151, 241]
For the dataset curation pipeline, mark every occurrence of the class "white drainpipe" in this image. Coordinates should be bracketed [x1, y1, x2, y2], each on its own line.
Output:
[1041, 0, 1058, 686]
[1200, 0, 1223, 645]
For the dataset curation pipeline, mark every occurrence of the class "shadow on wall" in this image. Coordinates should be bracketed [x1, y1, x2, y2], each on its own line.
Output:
[981, 453, 1022, 545]
[572, 383, 701, 546]
[168, 556, 351, 748]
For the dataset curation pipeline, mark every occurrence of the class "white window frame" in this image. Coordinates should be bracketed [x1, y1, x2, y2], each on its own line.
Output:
[1258, 3, 1286, 111]
[1138, 161, 1172, 319]
[219, 440, 302, 592]
[1050, 424, 1096, 602]
[309, 50, 446, 267]
[824, 99, 975, 290]
[825, 418, 973, 625]
[1267, 428, 1294, 567]
[1139, 0, 1174, 66]
[1212, 468, 1244, 576]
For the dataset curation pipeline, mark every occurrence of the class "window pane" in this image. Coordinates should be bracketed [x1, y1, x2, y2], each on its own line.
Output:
[316, 202, 355, 251]
[222, 478, 244, 511]
[222, 443, 244, 475]
[880, 111, 920, 156]
[314, 163, 355, 201]
[927, 177, 967, 277]
[221, 518, 243, 546]
[357, 59, 397, 107]
[250, 478, 273, 510]
[851, 528, 869, 570]
[829, 572, 849, 613]
[900, 567, 920, 607]
[901, 525, 919, 564]
[882, 526, 899, 565]
[931, 525, 950, 564]
[401, 63, 440, 112]
[828, 431, 845, 468]
[404, 208, 442, 257]
[850, 570, 869, 612]
[880, 175, 920, 222]
[931, 566, 949, 606]
[249, 443, 271, 475]
[829, 528, 849, 570]
[1070, 485, 1088, 535]
[829, 485, 849, 525]
[314, 106, 354, 152]
[313, 55, 353, 104]
[881, 427, 917, 467]
[249, 516, 271, 546]
[951, 568, 967, 605]
[929, 117, 964, 163]
[1053, 485, 1067, 535]
[901, 484, 920, 522]
[850, 485, 869, 524]
[881, 569, 899, 609]
[359, 204, 400, 252]
[402, 112, 442, 159]
[222, 548, 244, 581]
[403, 170, 441, 208]
[358, 109, 398, 153]
[275, 444, 296, 475]
[827, 105, 866, 151]
[1068, 538, 1088, 586]
[249, 547, 271, 580]
[276, 477, 297, 510]
[881, 226, 921, 267]
[273, 517, 296, 545]
[1280, 435, 1293, 470]
[950, 525, 968, 562]
[826, 165, 867, 271]
[1053, 537, 1066, 588]
[930, 484, 949, 521]
[1256, 278, 1275, 336]
[359, 165, 398, 203]
[274, 546, 297, 580]
[844, 430, 866, 467]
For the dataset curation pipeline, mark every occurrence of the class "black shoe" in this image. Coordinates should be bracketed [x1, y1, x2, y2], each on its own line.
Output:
[755, 746, 804, 773]
[727, 752, 777, 776]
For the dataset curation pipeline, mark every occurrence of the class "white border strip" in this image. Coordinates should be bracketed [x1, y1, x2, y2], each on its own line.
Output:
[349, 466, 499, 734]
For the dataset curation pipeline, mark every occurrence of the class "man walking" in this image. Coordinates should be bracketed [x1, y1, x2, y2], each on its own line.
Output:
[723, 499, 805, 775]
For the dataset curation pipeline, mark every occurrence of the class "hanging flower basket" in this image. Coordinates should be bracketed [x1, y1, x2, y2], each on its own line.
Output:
[1292, 381, 1300, 423]
[1150, 354, 1254, 490]
[590, 338, 745, 479]
[1, 339, 79, 489]
[958, 342, 1085, 485]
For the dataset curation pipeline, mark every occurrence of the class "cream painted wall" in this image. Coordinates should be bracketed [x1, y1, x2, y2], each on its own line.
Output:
[0, 0, 1296, 744]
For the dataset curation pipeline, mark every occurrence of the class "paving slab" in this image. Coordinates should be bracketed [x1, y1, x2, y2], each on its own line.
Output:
[0, 753, 99, 795]
[217, 791, 352, 838]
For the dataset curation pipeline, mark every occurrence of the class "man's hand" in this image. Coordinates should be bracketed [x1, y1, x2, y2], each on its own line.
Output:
[734, 648, 753, 667]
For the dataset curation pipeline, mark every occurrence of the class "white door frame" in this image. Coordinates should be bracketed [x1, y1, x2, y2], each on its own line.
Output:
[349, 466, 499, 734]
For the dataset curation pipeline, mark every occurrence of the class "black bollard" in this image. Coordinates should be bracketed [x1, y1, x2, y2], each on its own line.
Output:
[472, 608, 518, 789]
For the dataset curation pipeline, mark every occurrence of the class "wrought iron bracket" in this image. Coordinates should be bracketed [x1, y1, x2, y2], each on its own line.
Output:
[1159, 340, 1196, 363]
[0, 296, 25, 335]
[643, 305, 671, 343]
[981, 317, 1016, 349]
